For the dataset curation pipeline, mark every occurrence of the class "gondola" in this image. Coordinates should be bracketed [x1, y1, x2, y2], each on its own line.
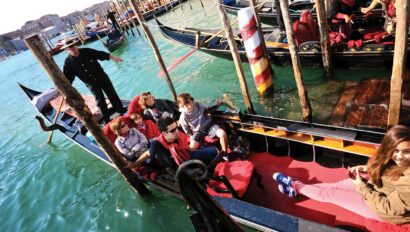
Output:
[156, 16, 409, 70]
[21, 82, 407, 231]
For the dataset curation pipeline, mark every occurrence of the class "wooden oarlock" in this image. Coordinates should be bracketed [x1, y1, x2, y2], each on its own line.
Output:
[278, 0, 312, 122]
[214, 0, 255, 114]
[387, 0, 409, 127]
[24, 34, 149, 196]
[129, 0, 178, 102]
[314, 0, 333, 78]
[46, 97, 64, 144]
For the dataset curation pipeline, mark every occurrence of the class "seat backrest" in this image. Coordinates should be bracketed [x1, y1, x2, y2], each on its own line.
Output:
[103, 115, 135, 143]
[293, 20, 314, 46]
[127, 95, 143, 116]
[300, 10, 320, 41]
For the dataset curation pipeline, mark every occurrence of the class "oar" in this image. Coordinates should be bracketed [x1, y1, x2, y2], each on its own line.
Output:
[157, 48, 198, 77]
[46, 97, 64, 144]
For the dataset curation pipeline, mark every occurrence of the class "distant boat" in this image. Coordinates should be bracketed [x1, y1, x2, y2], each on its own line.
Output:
[105, 35, 125, 52]
[155, 14, 407, 70]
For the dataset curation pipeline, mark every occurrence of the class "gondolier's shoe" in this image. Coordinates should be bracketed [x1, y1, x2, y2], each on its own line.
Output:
[273, 172, 292, 187]
[278, 184, 297, 198]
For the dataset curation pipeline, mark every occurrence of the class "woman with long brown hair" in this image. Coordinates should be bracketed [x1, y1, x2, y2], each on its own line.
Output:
[273, 125, 410, 225]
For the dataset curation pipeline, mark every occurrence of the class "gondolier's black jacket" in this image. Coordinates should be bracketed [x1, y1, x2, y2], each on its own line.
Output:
[63, 48, 111, 86]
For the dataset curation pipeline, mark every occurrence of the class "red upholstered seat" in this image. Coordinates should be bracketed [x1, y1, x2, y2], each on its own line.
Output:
[300, 10, 320, 41]
[293, 20, 314, 46]
[365, 219, 410, 232]
[103, 115, 135, 143]
[127, 95, 143, 116]
[207, 160, 254, 198]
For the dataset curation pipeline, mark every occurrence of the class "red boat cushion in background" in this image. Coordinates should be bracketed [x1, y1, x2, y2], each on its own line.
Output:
[300, 11, 320, 41]
[293, 20, 314, 46]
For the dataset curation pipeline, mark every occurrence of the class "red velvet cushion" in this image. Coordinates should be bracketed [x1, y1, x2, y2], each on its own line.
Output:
[293, 20, 314, 46]
[207, 160, 254, 198]
[127, 95, 143, 116]
[365, 219, 410, 232]
[300, 10, 319, 41]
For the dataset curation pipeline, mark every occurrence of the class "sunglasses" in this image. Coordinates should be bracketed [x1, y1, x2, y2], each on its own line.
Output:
[167, 127, 178, 133]
[120, 124, 127, 129]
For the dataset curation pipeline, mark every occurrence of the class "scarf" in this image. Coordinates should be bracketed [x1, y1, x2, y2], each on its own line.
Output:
[157, 132, 191, 165]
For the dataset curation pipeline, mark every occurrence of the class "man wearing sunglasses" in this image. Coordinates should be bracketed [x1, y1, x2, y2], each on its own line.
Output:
[149, 117, 218, 170]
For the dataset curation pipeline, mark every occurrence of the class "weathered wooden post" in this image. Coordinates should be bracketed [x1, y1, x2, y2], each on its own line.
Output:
[215, 0, 255, 114]
[122, 0, 142, 36]
[109, 1, 125, 34]
[279, 0, 312, 122]
[117, 0, 135, 36]
[387, 0, 409, 127]
[129, 0, 178, 101]
[24, 34, 149, 196]
[112, 1, 129, 35]
[73, 24, 85, 44]
[314, 0, 333, 78]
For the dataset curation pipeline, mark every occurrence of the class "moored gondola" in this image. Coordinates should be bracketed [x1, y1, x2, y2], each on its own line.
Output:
[156, 14, 408, 69]
[21, 82, 409, 231]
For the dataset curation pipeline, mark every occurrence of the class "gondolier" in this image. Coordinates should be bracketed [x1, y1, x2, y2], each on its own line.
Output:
[62, 39, 125, 123]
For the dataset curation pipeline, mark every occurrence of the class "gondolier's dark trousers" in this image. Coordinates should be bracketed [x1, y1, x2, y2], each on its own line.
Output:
[88, 73, 124, 123]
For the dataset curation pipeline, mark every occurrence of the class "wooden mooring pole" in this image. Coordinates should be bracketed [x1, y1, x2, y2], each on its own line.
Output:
[117, 0, 135, 36]
[279, 0, 312, 122]
[387, 0, 409, 127]
[129, 0, 178, 101]
[24, 34, 149, 196]
[215, 0, 255, 114]
[120, 0, 141, 36]
[314, 0, 333, 78]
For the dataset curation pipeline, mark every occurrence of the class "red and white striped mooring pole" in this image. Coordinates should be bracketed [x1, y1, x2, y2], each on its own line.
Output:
[238, 7, 274, 96]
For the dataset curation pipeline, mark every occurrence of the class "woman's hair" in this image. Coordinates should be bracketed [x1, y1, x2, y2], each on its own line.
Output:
[130, 112, 143, 121]
[367, 125, 410, 187]
[138, 92, 152, 108]
[110, 117, 124, 136]
[177, 93, 194, 106]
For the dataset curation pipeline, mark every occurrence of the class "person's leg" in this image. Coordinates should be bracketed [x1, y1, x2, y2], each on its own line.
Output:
[312, 178, 357, 192]
[100, 74, 125, 114]
[190, 131, 204, 151]
[90, 85, 110, 123]
[188, 146, 218, 165]
[215, 129, 228, 152]
[207, 124, 227, 152]
[292, 179, 380, 220]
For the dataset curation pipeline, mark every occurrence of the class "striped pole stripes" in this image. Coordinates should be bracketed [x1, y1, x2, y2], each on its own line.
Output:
[238, 7, 273, 96]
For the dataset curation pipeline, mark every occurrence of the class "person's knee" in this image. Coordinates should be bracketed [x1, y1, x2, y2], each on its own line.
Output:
[216, 129, 227, 138]
[189, 140, 200, 151]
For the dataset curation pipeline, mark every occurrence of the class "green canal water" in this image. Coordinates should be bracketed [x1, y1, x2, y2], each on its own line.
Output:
[0, 0, 391, 231]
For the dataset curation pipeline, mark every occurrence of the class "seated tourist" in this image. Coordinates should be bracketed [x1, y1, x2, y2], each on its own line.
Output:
[361, 0, 396, 34]
[273, 125, 410, 225]
[130, 112, 160, 140]
[139, 92, 179, 122]
[331, 0, 360, 24]
[110, 117, 150, 168]
[177, 93, 228, 152]
[149, 116, 218, 167]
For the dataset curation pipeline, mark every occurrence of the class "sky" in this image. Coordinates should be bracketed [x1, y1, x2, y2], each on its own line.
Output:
[0, 0, 105, 34]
